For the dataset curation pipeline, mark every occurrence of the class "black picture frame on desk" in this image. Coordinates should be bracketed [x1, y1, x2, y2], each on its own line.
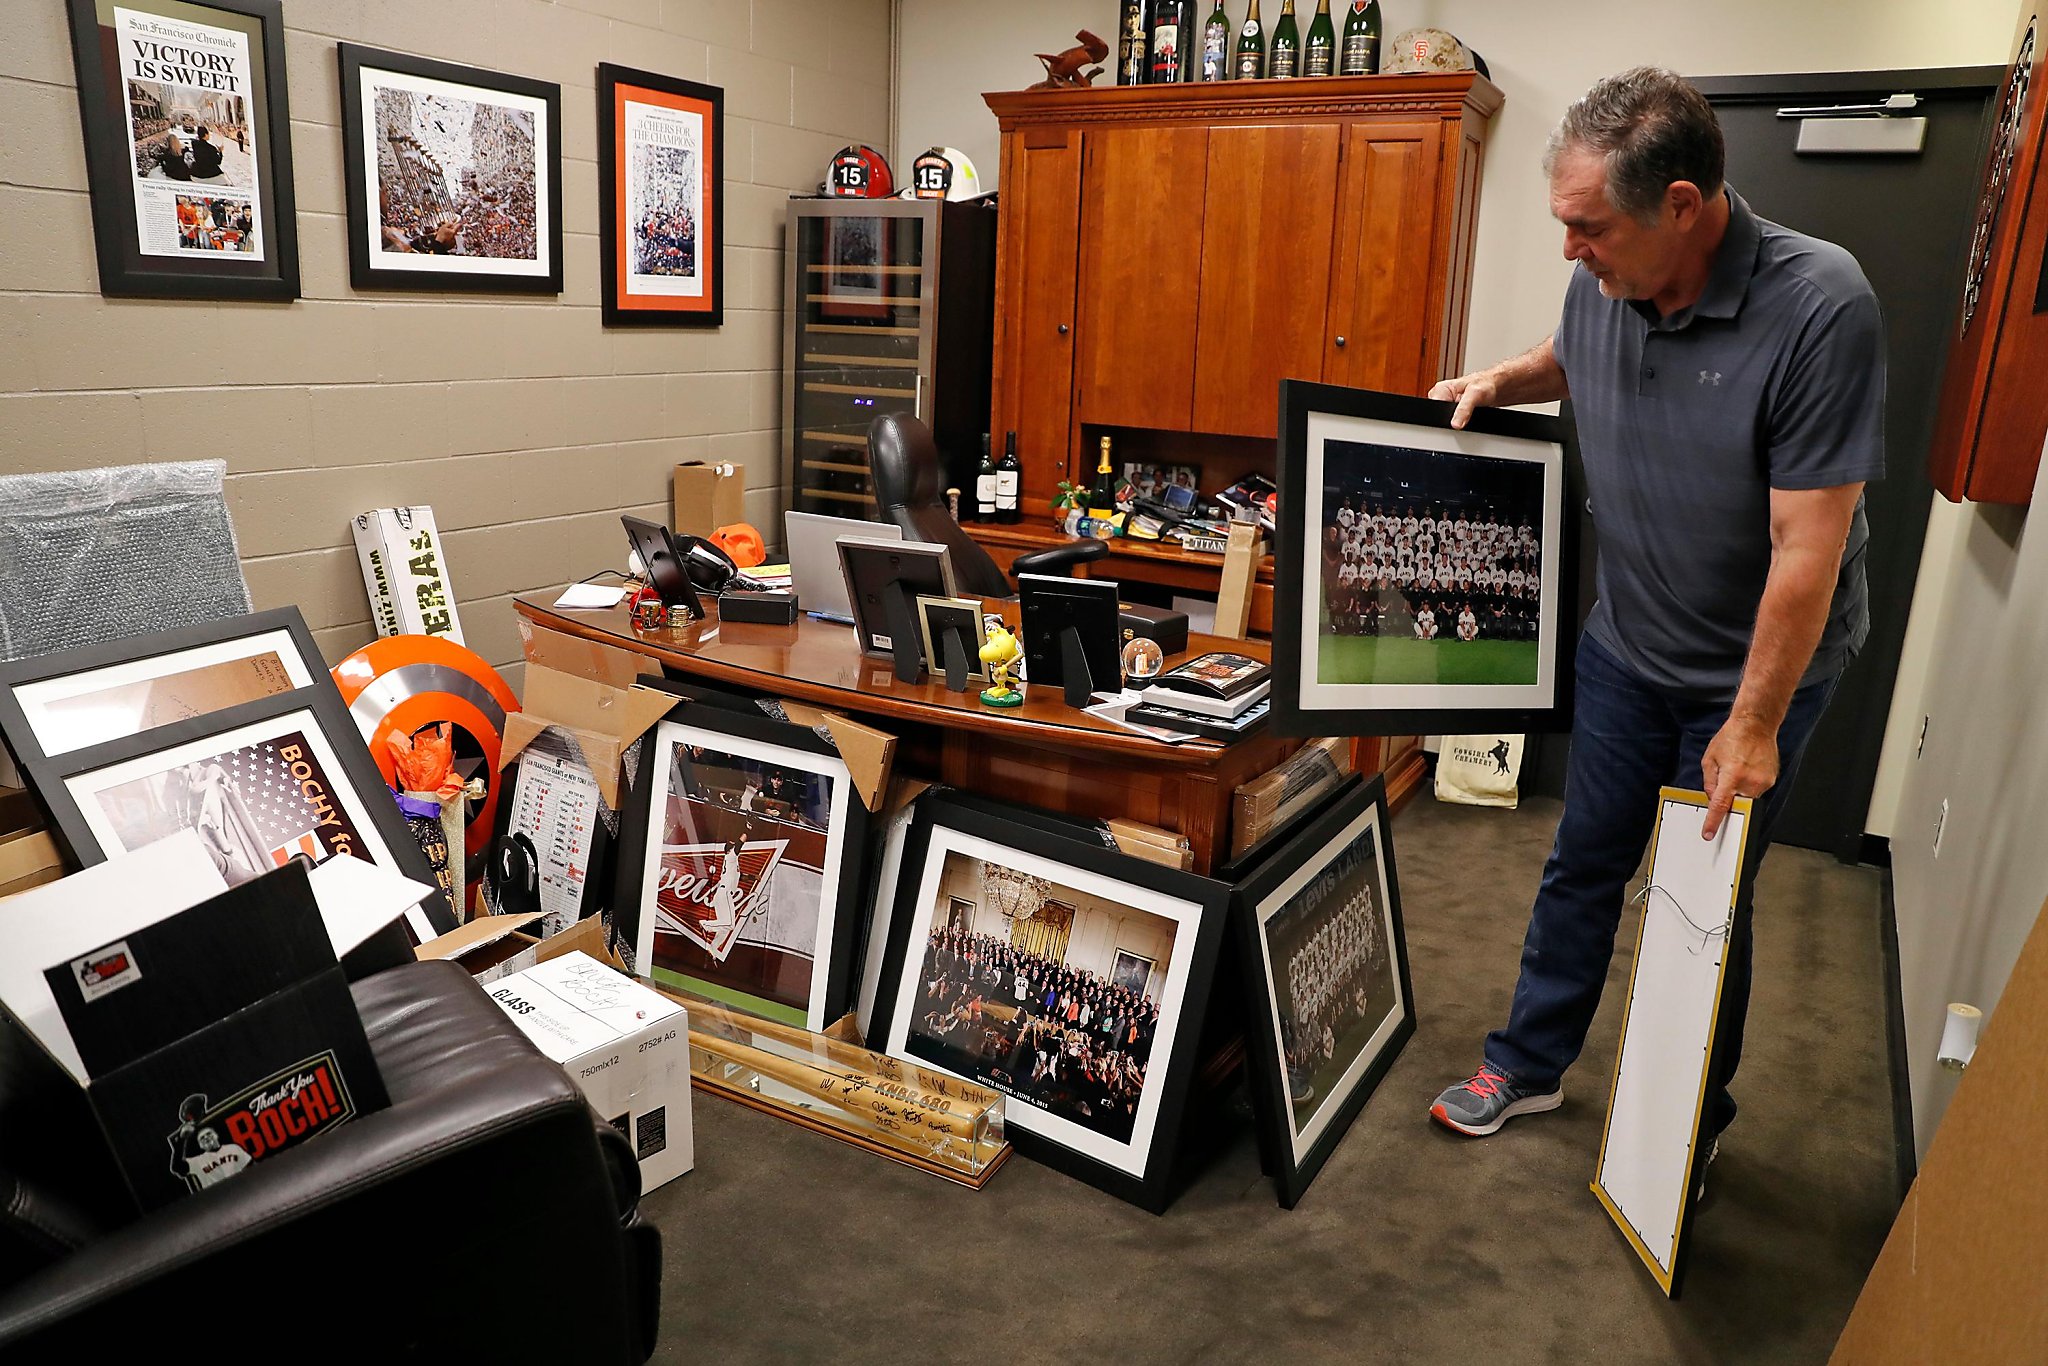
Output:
[1017, 574, 1120, 707]
[837, 538, 959, 670]
[1229, 772, 1413, 1208]
[1272, 381, 1578, 737]
[613, 688, 870, 1030]
[866, 790, 1231, 1213]
[64, 0, 300, 300]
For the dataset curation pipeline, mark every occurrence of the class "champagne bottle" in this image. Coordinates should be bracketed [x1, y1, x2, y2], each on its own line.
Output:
[1149, 0, 1191, 84]
[1304, 0, 1335, 76]
[1200, 1, 1231, 81]
[1088, 436, 1119, 518]
[1117, 0, 1148, 85]
[1234, 0, 1265, 78]
[1269, 0, 1300, 78]
[996, 432, 1022, 524]
[1339, 0, 1381, 74]
[976, 434, 997, 520]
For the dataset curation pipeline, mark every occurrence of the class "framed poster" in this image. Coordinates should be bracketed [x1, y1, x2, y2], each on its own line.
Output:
[1273, 380, 1579, 736]
[64, 0, 299, 299]
[818, 213, 890, 320]
[613, 705, 870, 1030]
[867, 791, 1231, 1212]
[29, 686, 452, 935]
[1230, 772, 1414, 1208]
[337, 43, 563, 293]
[598, 63, 723, 327]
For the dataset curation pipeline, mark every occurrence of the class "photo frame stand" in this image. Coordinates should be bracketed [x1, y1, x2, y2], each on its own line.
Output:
[665, 986, 1012, 1189]
[882, 586, 925, 685]
[939, 623, 973, 693]
[1059, 627, 1100, 709]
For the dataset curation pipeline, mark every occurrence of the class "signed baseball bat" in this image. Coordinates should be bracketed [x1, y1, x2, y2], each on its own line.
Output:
[688, 1030, 990, 1144]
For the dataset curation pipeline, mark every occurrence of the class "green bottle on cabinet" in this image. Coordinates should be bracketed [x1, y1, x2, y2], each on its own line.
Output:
[1269, 0, 1300, 78]
[1339, 0, 1381, 74]
[1304, 0, 1335, 76]
[1234, 0, 1265, 78]
[1200, 1, 1231, 81]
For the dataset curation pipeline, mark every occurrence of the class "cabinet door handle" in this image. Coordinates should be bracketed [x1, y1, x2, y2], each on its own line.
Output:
[1057, 323, 1069, 336]
[1334, 335, 1347, 347]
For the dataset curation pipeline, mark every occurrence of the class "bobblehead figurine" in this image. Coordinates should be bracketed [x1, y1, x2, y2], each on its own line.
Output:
[979, 618, 1024, 708]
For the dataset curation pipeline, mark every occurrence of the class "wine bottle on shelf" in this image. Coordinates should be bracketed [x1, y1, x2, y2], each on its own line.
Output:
[1149, 0, 1192, 84]
[1200, 2, 1231, 81]
[1304, 0, 1335, 76]
[1269, 0, 1300, 78]
[976, 434, 997, 520]
[1339, 0, 1381, 74]
[996, 432, 1022, 524]
[1234, 0, 1266, 78]
[1117, 0, 1148, 85]
[1088, 436, 1119, 519]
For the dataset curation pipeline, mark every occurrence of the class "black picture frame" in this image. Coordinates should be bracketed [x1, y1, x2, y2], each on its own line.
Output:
[837, 538, 959, 662]
[1272, 380, 1580, 737]
[64, 0, 300, 300]
[1017, 574, 1121, 699]
[597, 63, 724, 327]
[336, 43, 564, 294]
[611, 685, 872, 1030]
[1229, 771, 1413, 1208]
[866, 790, 1232, 1213]
[17, 682, 453, 934]
[914, 595, 987, 680]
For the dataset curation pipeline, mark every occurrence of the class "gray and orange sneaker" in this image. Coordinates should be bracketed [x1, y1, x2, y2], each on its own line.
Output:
[1429, 1064, 1562, 1136]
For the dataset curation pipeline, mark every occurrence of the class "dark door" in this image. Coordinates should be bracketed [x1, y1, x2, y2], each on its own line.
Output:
[1695, 69, 1998, 860]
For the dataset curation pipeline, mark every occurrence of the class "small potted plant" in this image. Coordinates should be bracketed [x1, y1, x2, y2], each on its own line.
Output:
[1051, 480, 1084, 533]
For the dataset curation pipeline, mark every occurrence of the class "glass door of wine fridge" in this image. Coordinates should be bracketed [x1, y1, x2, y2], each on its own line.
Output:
[783, 200, 936, 520]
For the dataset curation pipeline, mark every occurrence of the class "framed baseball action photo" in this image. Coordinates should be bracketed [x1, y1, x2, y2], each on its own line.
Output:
[598, 63, 724, 327]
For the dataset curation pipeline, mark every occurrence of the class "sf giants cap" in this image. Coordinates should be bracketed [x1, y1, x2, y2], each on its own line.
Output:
[825, 145, 894, 198]
[1382, 28, 1489, 79]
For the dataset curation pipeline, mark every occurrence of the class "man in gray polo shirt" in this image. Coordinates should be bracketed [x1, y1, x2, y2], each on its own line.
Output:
[1426, 68, 1884, 1161]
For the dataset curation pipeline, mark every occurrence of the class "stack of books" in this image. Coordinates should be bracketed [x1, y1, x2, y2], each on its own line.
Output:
[1125, 652, 1272, 740]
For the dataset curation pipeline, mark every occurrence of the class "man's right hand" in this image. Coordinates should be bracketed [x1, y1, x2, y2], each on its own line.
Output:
[1428, 370, 1500, 430]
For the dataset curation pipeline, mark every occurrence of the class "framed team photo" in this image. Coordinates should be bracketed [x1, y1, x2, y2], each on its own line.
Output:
[613, 702, 870, 1030]
[64, 0, 300, 299]
[1272, 381, 1579, 736]
[337, 44, 562, 293]
[867, 792, 1231, 1212]
[1231, 773, 1414, 1208]
[598, 64, 723, 327]
[27, 685, 450, 937]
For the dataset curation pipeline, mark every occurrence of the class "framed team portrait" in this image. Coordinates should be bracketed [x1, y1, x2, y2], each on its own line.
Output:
[337, 44, 563, 293]
[64, 0, 300, 300]
[1230, 773, 1413, 1208]
[28, 686, 450, 937]
[613, 700, 870, 1030]
[598, 64, 723, 327]
[1272, 381, 1579, 736]
[867, 791, 1231, 1212]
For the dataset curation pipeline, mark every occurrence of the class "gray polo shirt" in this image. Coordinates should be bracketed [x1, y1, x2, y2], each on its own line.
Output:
[1553, 188, 1885, 697]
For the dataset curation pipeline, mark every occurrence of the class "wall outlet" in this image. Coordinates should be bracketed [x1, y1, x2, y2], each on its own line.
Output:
[1933, 798, 1949, 858]
[1916, 714, 1930, 758]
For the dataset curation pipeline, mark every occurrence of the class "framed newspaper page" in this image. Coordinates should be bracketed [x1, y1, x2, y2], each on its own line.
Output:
[1272, 380, 1580, 737]
[337, 44, 563, 293]
[64, 0, 300, 300]
[598, 64, 723, 327]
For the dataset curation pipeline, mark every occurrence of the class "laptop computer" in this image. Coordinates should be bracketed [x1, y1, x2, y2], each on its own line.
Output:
[785, 511, 901, 623]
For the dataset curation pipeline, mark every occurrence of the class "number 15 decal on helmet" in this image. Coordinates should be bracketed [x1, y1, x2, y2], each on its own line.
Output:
[826, 144, 894, 198]
[910, 146, 981, 201]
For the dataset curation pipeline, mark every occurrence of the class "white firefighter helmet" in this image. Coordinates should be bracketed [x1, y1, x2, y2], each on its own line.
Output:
[907, 146, 982, 202]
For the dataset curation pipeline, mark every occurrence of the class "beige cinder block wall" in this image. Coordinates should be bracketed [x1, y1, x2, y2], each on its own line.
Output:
[0, 0, 892, 682]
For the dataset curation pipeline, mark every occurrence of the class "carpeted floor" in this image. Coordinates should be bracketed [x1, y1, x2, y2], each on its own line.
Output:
[643, 793, 1897, 1364]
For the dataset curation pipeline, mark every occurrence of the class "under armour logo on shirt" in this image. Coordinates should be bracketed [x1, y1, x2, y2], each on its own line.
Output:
[1699, 370, 1723, 386]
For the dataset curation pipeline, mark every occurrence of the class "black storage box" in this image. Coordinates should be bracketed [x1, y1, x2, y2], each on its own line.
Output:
[1120, 603, 1190, 658]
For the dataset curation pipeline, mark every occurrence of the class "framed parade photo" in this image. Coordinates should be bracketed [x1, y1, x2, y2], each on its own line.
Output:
[337, 43, 563, 293]
[1273, 381, 1579, 736]
[64, 0, 299, 299]
[612, 699, 870, 1030]
[867, 792, 1231, 1212]
[1230, 772, 1414, 1208]
[597, 64, 723, 327]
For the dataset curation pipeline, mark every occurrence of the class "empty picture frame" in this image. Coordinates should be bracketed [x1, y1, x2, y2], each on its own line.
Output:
[1272, 381, 1579, 736]
[1591, 787, 1754, 1297]
[1231, 772, 1414, 1207]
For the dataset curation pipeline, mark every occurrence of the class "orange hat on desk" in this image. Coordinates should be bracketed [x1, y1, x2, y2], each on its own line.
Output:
[711, 522, 766, 568]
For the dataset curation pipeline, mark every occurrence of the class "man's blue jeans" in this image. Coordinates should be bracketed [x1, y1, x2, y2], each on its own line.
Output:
[1482, 632, 1840, 1135]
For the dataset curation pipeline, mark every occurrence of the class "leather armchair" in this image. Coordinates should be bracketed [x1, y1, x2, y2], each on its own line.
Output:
[868, 412, 1107, 598]
[0, 959, 661, 1363]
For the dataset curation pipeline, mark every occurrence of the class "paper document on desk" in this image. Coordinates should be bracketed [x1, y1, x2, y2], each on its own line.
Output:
[1084, 691, 1198, 744]
[554, 583, 631, 610]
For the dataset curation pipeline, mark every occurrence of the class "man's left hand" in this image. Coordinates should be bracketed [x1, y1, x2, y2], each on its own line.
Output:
[1700, 715, 1779, 840]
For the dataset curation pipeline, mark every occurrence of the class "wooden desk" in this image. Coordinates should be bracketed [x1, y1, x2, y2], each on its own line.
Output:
[515, 594, 1300, 874]
[964, 523, 1277, 637]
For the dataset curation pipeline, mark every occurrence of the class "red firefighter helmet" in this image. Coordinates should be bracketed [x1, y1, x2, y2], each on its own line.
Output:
[825, 144, 894, 198]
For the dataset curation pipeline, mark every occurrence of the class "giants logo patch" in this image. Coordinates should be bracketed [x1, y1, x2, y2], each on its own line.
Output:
[652, 839, 788, 964]
[165, 1052, 359, 1193]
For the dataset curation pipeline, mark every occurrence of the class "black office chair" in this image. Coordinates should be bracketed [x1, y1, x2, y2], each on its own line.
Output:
[868, 413, 1107, 598]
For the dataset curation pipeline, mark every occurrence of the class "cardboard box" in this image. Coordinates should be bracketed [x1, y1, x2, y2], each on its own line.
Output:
[501, 667, 677, 812]
[672, 461, 745, 541]
[0, 826, 63, 900]
[487, 951, 693, 1192]
[352, 506, 465, 645]
[417, 908, 626, 983]
[1231, 737, 1355, 857]
[1106, 817, 1194, 871]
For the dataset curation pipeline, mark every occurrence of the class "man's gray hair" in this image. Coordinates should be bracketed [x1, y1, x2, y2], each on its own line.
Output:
[1545, 67, 1725, 221]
